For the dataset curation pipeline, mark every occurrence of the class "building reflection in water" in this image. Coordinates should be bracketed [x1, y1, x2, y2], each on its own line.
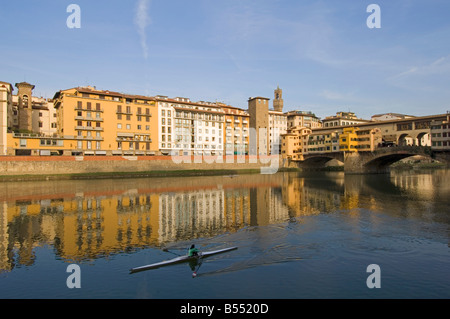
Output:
[0, 170, 448, 272]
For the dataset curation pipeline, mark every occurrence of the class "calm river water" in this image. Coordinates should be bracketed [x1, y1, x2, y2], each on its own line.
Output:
[0, 169, 448, 299]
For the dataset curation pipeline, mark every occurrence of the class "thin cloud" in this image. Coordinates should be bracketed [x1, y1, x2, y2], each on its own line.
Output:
[387, 55, 450, 91]
[134, 0, 151, 59]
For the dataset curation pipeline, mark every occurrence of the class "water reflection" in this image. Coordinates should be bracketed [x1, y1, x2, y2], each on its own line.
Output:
[0, 169, 449, 272]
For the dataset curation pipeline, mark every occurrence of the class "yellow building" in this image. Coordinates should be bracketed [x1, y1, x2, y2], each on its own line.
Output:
[281, 126, 311, 161]
[6, 132, 76, 156]
[339, 127, 358, 152]
[53, 86, 159, 156]
[308, 130, 340, 154]
[339, 127, 382, 152]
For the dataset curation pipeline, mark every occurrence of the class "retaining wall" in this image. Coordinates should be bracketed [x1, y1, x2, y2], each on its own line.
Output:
[0, 155, 287, 177]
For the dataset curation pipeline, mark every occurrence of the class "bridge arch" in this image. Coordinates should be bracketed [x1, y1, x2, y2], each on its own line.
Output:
[363, 153, 424, 172]
[398, 132, 430, 146]
[398, 133, 413, 146]
[362, 147, 434, 172]
[301, 153, 344, 168]
[344, 146, 436, 174]
[416, 131, 430, 146]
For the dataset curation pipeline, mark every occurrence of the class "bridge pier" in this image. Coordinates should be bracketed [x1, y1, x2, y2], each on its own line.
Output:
[344, 152, 390, 174]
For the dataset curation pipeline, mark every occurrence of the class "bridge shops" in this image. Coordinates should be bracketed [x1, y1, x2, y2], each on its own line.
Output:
[281, 113, 450, 162]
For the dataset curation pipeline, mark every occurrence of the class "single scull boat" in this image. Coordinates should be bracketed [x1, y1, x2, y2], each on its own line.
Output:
[129, 246, 238, 273]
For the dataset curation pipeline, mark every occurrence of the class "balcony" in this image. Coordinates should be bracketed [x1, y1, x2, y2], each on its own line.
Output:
[75, 107, 104, 113]
[75, 115, 104, 122]
[75, 126, 103, 131]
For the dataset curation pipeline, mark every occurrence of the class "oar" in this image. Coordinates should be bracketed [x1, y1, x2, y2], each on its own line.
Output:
[162, 248, 182, 256]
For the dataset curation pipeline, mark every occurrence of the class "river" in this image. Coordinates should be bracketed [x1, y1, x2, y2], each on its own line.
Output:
[0, 169, 448, 299]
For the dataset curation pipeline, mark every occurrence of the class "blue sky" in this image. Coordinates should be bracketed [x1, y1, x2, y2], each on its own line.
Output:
[1, 0, 450, 120]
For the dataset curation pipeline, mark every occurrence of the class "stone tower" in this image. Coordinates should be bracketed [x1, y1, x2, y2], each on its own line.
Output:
[248, 96, 269, 156]
[15, 82, 35, 131]
[273, 86, 283, 112]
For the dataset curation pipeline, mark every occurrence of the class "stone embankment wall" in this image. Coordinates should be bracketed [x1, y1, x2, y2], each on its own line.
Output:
[0, 155, 288, 178]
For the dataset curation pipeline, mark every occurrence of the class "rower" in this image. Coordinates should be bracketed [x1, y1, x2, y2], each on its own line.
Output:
[188, 244, 199, 257]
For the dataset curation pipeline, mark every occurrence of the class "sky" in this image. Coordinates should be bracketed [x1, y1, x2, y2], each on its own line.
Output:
[1, 0, 450, 120]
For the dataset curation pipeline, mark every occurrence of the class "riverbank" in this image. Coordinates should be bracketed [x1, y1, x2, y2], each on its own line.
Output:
[0, 166, 301, 182]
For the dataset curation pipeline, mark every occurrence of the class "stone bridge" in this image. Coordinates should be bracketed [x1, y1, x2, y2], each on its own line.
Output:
[297, 146, 449, 174]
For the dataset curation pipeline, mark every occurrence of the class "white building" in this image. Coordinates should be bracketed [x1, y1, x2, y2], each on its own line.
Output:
[11, 95, 57, 136]
[156, 96, 225, 156]
[269, 110, 287, 154]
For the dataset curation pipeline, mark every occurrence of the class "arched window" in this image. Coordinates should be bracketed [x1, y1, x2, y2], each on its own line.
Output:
[22, 95, 29, 108]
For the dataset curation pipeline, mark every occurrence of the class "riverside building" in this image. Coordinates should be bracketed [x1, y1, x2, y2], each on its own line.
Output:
[0, 81, 13, 155]
[286, 110, 322, 129]
[430, 113, 450, 150]
[156, 96, 225, 156]
[221, 104, 249, 155]
[52, 86, 159, 156]
[281, 126, 312, 161]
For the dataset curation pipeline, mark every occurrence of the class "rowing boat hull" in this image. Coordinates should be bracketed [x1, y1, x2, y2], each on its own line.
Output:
[129, 246, 237, 273]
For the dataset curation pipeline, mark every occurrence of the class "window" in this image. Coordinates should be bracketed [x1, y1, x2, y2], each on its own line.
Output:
[117, 123, 122, 129]
[126, 124, 131, 130]
[137, 125, 142, 130]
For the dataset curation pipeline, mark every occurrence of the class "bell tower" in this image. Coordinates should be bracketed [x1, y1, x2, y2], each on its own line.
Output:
[15, 82, 35, 131]
[273, 86, 283, 112]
